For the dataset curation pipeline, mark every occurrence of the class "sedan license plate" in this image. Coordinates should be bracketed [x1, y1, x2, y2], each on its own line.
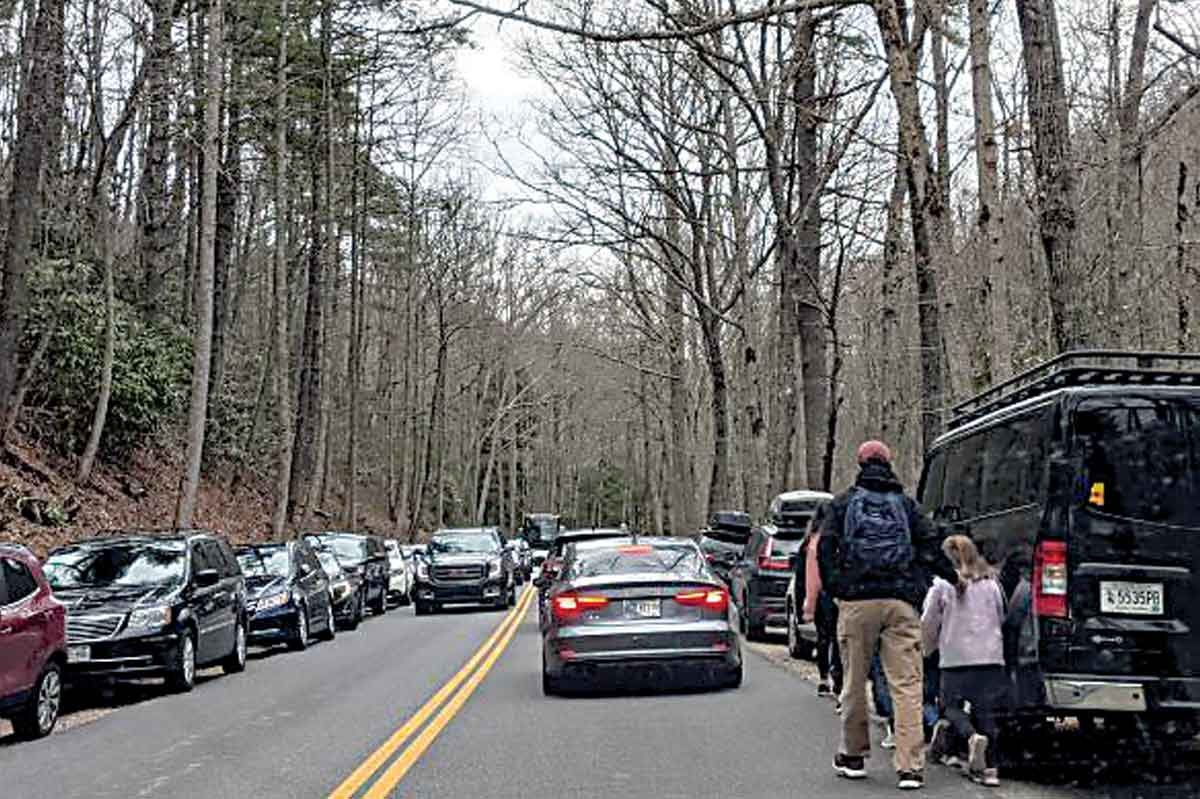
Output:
[68, 645, 91, 663]
[626, 599, 661, 619]
[1100, 581, 1164, 615]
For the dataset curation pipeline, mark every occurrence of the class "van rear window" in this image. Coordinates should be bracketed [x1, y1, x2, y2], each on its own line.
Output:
[1075, 397, 1200, 527]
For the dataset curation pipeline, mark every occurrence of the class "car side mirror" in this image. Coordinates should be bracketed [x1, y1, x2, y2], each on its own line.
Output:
[194, 569, 220, 588]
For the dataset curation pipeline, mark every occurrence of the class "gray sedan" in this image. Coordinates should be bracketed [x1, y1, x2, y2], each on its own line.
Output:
[540, 537, 743, 695]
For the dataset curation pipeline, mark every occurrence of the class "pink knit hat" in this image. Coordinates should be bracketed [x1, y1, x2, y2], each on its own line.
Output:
[857, 440, 893, 465]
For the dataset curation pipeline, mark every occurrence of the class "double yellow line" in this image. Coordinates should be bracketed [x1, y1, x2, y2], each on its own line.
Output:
[329, 586, 535, 799]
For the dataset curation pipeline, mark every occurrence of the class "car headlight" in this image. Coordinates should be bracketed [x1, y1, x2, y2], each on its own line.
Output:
[488, 558, 502, 578]
[417, 561, 429, 580]
[127, 606, 172, 632]
[255, 591, 291, 612]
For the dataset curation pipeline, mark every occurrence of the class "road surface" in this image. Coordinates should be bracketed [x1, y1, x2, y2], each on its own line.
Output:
[1, 586, 1194, 798]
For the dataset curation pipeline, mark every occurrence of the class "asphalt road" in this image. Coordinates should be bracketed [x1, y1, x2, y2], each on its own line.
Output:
[2, 585, 1197, 799]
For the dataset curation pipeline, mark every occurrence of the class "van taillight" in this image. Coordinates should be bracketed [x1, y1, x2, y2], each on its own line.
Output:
[1034, 541, 1069, 618]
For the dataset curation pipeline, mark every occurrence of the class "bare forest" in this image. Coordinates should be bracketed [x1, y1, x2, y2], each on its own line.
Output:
[0, 0, 1198, 542]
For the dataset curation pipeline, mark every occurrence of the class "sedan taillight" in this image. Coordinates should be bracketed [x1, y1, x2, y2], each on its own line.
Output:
[551, 592, 609, 622]
[674, 587, 729, 612]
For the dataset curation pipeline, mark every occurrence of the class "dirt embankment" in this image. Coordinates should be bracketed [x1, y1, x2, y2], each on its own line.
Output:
[0, 436, 275, 557]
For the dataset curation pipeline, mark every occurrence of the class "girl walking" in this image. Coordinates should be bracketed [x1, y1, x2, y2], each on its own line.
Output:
[802, 506, 841, 700]
[921, 535, 1007, 787]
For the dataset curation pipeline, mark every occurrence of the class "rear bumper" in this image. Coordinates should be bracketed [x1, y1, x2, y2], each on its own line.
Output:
[1044, 673, 1200, 714]
[544, 621, 740, 678]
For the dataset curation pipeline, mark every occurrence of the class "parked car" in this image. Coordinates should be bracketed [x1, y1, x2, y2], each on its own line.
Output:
[304, 533, 389, 617]
[0, 543, 66, 739]
[784, 542, 818, 660]
[235, 540, 336, 650]
[730, 493, 829, 641]
[540, 536, 741, 695]
[384, 540, 412, 607]
[42, 531, 247, 693]
[921, 350, 1200, 743]
[696, 510, 752, 585]
[412, 528, 516, 614]
[314, 548, 365, 631]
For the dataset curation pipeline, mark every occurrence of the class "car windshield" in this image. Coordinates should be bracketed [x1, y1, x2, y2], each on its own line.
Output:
[316, 550, 343, 577]
[237, 547, 290, 578]
[320, 537, 366, 566]
[570, 543, 704, 578]
[430, 534, 498, 554]
[45, 541, 187, 589]
[703, 529, 748, 546]
[1076, 396, 1200, 527]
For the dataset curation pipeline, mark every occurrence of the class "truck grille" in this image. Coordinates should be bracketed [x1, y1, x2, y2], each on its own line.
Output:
[67, 613, 125, 643]
[433, 565, 484, 582]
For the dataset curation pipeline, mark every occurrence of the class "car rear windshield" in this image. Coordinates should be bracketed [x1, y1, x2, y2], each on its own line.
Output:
[431, 534, 499, 555]
[45, 541, 187, 589]
[570, 544, 704, 578]
[703, 529, 748, 545]
[767, 536, 805, 558]
[1075, 396, 1200, 527]
[237, 547, 290, 578]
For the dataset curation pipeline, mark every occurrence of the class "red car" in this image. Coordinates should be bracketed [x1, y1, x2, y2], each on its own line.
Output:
[0, 542, 66, 739]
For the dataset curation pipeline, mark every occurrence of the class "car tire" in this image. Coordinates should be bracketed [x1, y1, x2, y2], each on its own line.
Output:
[223, 618, 248, 674]
[12, 661, 63, 740]
[317, 601, 337, 641]
[167, 631, 197, 692]
[372, 586, 388, 616]
[289, 605, 310, 651]
[415, 600, 429, 616]
[345, 593, 363, 630]
[507, 582, 517, 608]
[787, 608, 813, 660]
[721, 663, 744, 691]
[746, 619, 767, 642]
[541, 653, 563, 697]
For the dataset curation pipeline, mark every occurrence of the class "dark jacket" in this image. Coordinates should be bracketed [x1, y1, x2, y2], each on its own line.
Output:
[818, 462, 957, 607]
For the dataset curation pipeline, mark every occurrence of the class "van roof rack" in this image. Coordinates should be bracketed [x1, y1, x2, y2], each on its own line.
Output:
[949, 350, 1200, 429]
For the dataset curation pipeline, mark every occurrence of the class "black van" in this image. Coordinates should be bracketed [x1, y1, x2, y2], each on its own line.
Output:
[920, 351, 1200, 740]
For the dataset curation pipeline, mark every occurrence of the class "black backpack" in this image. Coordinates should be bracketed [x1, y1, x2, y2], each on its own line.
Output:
[840, 488, 914, 584]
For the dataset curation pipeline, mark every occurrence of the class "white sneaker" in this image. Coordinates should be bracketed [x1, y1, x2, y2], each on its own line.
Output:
[967, 734, 989, 776]
[881, 721, 896, 750]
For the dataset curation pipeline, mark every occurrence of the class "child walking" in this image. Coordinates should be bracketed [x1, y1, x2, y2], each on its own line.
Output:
[921, 535, 1007, 787]
[802, 506, 841, 699]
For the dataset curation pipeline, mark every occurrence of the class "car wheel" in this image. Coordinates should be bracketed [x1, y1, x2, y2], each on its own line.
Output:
[722, 663, 744, 691]
[414, 600, 429, 616]
[787, 606, 809, 659]
[507, 583, 517, 608]
[746, 619, 767, 642]
[318, 601, 337, 641]
[289, 605, 310, 651]
[167, 631, 197, 692]
[223, 618, 248, 674]
[541, 652, 562, 697]
[12, 662, 63, 740]
[373, 586, 388, 616]
[345, 593, 363, 630]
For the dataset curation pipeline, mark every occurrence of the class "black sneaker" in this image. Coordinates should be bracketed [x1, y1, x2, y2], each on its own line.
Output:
[817, 681, 833, 697]
[834, 753, 867, 780]
[897, 771, 924, 790]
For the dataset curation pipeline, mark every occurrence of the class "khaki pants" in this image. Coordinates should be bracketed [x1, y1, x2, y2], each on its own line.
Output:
[837, 599, 925, 775]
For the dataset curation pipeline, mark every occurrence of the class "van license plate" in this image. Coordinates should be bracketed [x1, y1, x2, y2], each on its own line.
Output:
[626, 600, 661, 619]
[68, 645, 91, 663]
[1100, 582, 1164, 615]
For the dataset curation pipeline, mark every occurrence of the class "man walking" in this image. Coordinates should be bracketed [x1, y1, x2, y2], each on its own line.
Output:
[819, 441, 957, 790]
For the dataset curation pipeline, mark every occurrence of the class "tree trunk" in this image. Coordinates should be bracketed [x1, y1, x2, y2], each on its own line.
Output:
[968, 0, 1013, 381]
[1177, 161, 1192, 352]
[270, 0, 293, 537]
[138, 0, 173, 321]
[1015, 0, 1084, 352]
[0, 0, 66, 443]
[875, 0, 948, 451]
[175, 0, 224, 528]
